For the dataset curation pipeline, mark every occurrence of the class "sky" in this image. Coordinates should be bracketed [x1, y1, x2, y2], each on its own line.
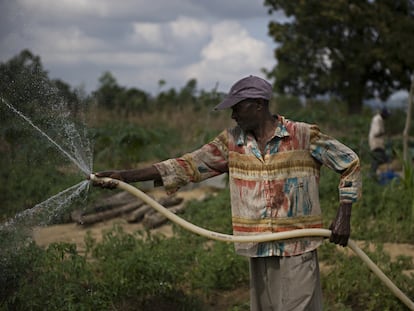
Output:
[0, 0, 283, 95]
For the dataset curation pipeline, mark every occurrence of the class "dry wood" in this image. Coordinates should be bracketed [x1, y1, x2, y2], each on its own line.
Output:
[77, 199, 144, 225]
[127, 196, 184, 224]
[158, 196, 184, 207]
[125, 204, 152, 223]
[142, 203, 187, 229]
[91, 191, 137, 210]
[71, 191, 138, 223]
[72, 191, 185, 227]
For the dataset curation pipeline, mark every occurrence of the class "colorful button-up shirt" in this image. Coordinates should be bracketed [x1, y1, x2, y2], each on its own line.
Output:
[154, 116, 361, 257]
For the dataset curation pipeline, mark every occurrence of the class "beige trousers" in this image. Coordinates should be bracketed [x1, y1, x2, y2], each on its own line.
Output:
[249, 250, 323, 311]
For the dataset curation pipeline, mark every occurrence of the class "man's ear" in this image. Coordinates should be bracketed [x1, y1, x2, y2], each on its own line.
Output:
[256, 99, 265, 110]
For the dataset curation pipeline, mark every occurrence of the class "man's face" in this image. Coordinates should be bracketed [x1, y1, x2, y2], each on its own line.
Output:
[231, 99, 260, 132]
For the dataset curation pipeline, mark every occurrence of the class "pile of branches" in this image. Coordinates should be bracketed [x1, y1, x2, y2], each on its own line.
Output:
[71, 191, 184, 229]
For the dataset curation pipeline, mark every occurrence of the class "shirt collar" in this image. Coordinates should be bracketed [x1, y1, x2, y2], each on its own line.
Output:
[236, 115, 290, 146]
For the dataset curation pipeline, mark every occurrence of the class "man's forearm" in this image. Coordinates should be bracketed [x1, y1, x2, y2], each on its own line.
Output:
[121, 165, 162, 183]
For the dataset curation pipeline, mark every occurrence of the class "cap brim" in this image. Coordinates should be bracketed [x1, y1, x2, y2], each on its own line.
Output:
[214, 96, 245, 110]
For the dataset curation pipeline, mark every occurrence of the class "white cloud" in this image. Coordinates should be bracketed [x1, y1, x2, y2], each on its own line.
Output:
[130, 22, 165, 49]
[170, 16, 209, 39]
[203, 22, 267, 63]
[184, 21, 273, 91]
[128, 17, 209, 52]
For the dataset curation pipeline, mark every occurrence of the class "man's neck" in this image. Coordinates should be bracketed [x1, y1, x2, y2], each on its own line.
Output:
[253, 115, 278, 143]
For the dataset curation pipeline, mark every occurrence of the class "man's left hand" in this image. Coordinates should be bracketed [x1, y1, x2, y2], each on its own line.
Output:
[329, 203, 352, 247]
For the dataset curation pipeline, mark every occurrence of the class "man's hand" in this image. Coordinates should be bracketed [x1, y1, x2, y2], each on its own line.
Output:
[88, 166, 162, 189]
[89, 171, 124, 189]
[329, 203, 352, 247]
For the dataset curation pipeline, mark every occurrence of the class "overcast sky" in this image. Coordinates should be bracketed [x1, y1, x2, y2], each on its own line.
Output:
[0, 0, 283, 95]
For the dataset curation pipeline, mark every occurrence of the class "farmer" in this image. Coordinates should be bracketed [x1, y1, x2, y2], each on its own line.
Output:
[368, 107, 390, 178]
[92, 75, 361, 311]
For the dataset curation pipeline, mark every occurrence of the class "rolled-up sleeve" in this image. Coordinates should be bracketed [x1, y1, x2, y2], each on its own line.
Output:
[309, 125, 362, 203]
[154, 130, 229, 194]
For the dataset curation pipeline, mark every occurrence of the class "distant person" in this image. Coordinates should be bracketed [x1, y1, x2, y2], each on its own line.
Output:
[369, 108, 390, 178]
[91, 75, 361, 311]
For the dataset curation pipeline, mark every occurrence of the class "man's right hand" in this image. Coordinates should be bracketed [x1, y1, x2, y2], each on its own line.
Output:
[88, 166, 162, 189]
[89, 171, 124, 189]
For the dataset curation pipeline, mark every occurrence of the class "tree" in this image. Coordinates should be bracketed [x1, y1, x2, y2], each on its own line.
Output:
[53, 79, 82, 116]
[0, 49, 81, 117]
[178, 78, 197, 106]
[94, 71, 150, 114]
[94, 71, 123, 110]
[117, 87, 150, 115]
[264, 0, 414, 114]
[0, 49, 50, 112]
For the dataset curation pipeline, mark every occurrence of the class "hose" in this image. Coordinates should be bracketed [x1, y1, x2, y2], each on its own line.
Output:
[90, 174, 414, 310]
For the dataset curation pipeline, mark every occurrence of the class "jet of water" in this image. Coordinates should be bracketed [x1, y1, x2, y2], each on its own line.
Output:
[0, 96, 92, 175]
[1, 94, 94, 233]
[0, 180, 90, 231]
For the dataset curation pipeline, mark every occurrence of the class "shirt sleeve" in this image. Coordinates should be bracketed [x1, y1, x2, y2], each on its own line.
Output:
[153, 130, 229, 194]
[309, 125, 362, 203]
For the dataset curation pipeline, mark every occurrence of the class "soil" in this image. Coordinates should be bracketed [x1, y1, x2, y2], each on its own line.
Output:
[32, 186, 216, 252]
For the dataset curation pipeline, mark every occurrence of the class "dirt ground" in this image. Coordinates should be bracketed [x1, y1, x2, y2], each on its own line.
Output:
[32, 186, 215, 251]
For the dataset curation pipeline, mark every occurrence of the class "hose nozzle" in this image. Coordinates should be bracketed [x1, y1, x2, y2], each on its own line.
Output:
[88, 173, 119, 189]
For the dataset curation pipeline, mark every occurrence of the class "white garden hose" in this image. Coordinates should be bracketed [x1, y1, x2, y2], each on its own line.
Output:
[90, 175, 414, 310]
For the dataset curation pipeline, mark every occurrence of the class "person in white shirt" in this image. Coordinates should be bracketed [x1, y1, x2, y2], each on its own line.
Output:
[368, 108, 390, 178]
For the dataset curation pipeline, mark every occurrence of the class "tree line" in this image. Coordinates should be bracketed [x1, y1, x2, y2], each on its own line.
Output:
[0, 50, 222, 120]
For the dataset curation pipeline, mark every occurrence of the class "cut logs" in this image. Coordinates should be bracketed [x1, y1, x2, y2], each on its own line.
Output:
[72, 191, 185, 229]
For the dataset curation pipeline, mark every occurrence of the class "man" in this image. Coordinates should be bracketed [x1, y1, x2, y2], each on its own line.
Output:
[92, 75, 361, 310]
[368, 108, 390, 178]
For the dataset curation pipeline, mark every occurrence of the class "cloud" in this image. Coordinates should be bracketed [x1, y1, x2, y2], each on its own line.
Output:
[184, 21, 273, 90]
[16, 0, 204, 22]
[128, 17, 209, 52]
[170, 16, 209, 40]
[130, 23, 165, 49]
[1, 0, 275, 94]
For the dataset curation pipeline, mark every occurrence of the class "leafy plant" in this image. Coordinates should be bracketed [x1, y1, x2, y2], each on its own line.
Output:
[319, 242, 413, 311]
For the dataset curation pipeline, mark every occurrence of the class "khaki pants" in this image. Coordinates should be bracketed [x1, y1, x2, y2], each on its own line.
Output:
[249, 250, 323, 311]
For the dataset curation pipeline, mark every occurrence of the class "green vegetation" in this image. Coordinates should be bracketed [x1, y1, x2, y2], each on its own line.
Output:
[1, 186, 413, 310]
[1, 50, 413, 310]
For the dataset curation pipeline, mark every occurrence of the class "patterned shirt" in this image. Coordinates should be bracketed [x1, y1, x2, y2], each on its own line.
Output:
[154, 115, 361, 257]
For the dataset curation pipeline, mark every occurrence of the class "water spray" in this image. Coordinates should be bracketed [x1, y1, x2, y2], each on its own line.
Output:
[0, 97, 92, 175]
[0, 96, 92, 232]
[90, 174, 414, 310]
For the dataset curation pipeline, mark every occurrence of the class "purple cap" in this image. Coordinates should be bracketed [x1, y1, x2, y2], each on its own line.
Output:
[214, 75, 272, 110]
